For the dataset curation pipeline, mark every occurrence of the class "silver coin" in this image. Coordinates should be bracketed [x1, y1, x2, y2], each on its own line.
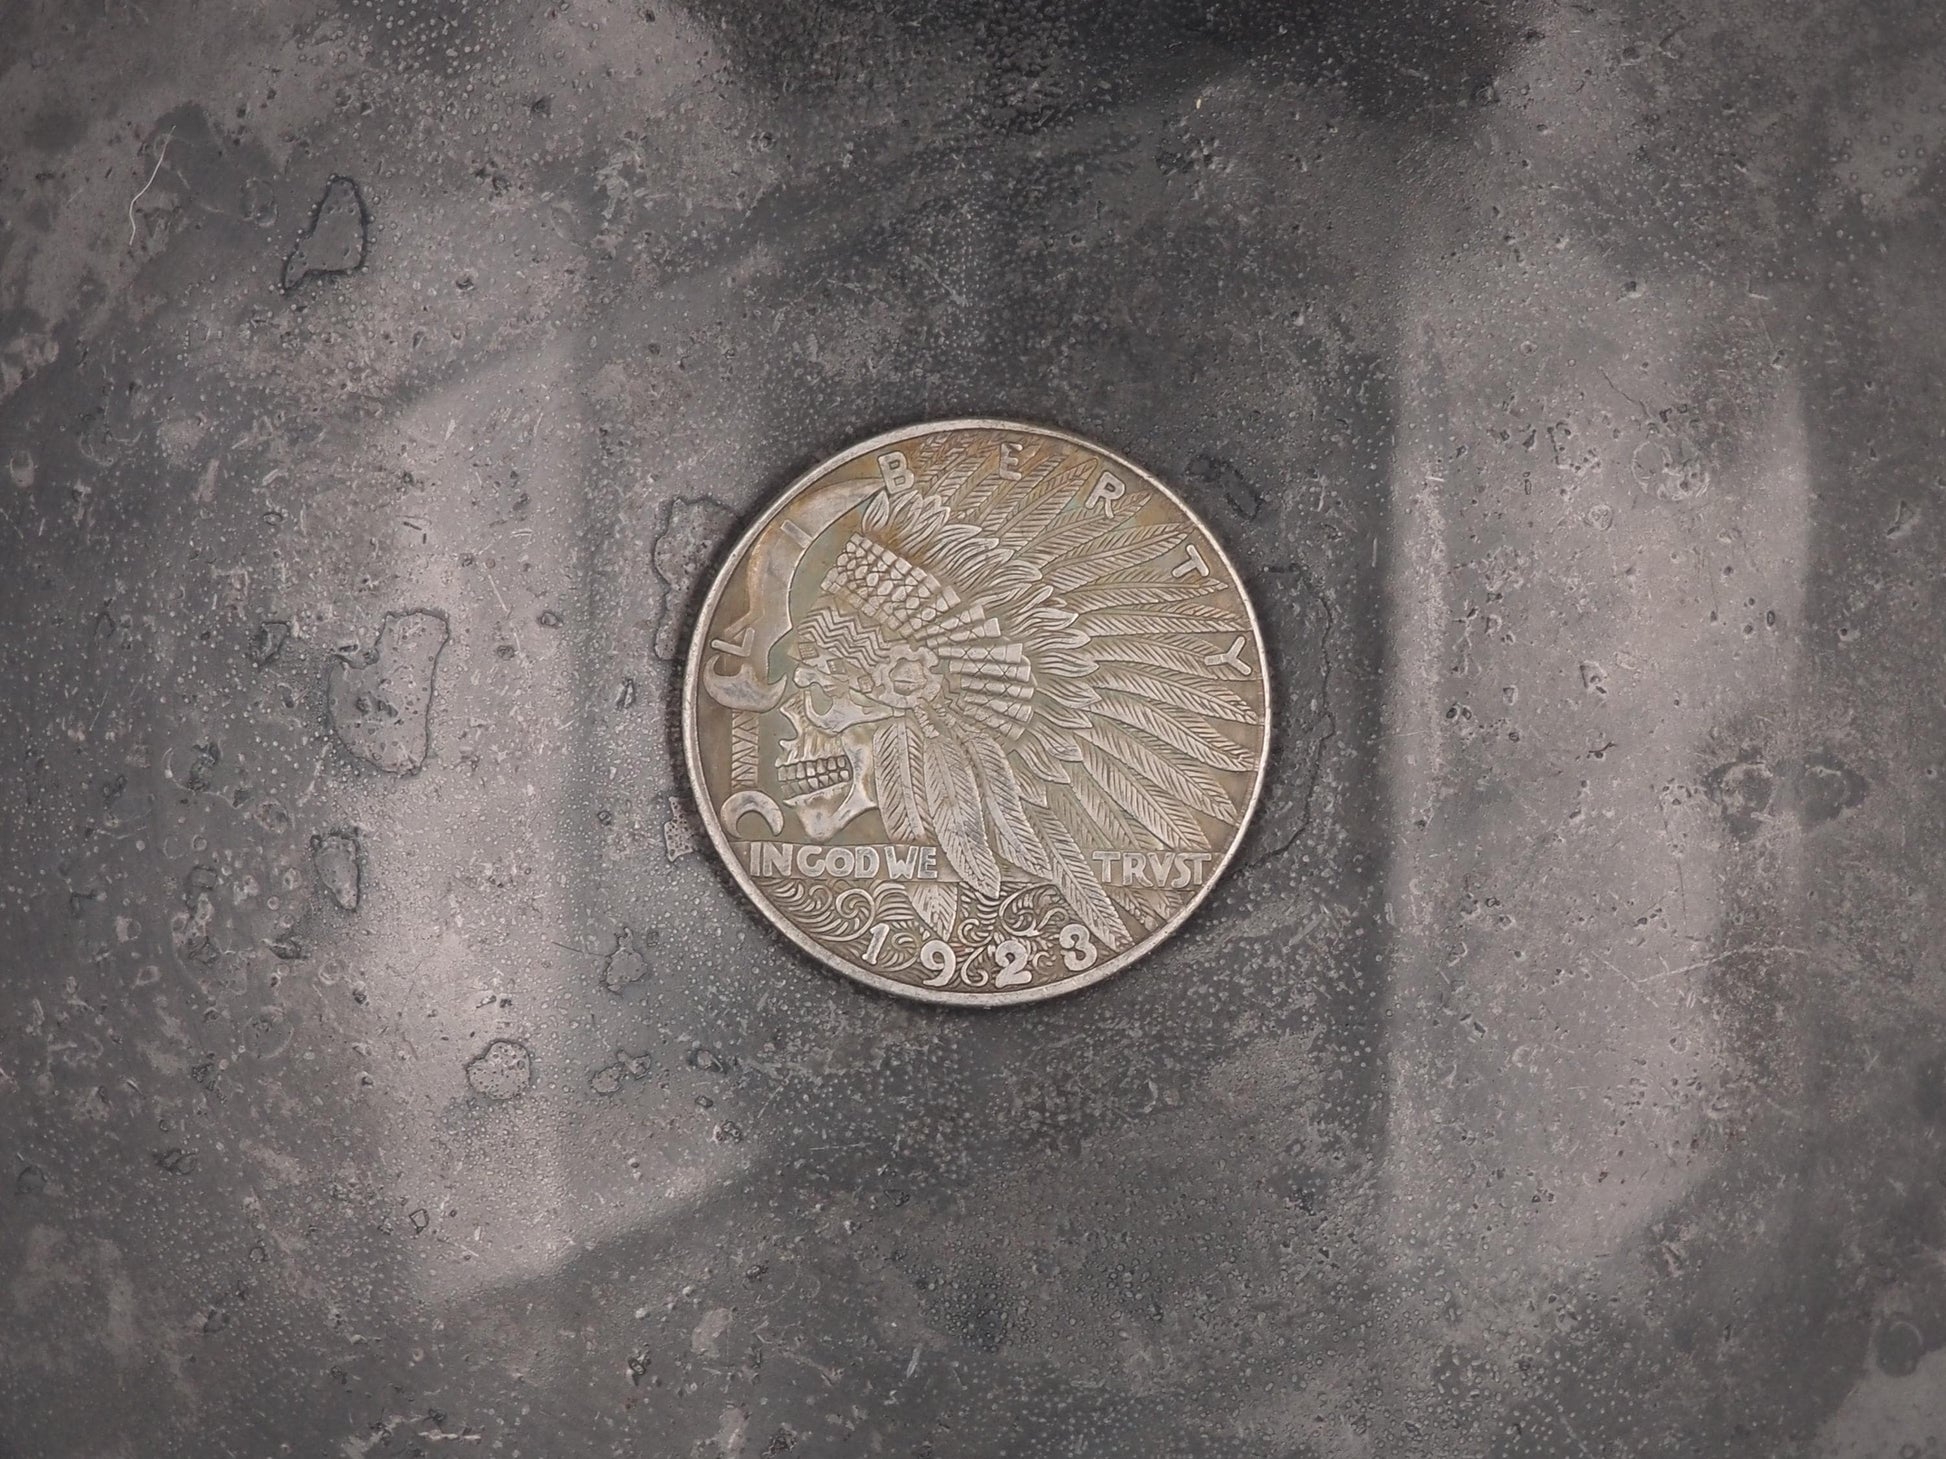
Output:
[683, 420, 1271, 1006]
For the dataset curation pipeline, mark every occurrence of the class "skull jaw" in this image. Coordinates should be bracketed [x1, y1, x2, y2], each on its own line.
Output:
[777, 728, 879, 840]
[788, 771, 876, 840]
[776, 695, 882, 840]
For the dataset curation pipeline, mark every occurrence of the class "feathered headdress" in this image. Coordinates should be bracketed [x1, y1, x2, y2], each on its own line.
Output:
[798, 434, 1259, 951]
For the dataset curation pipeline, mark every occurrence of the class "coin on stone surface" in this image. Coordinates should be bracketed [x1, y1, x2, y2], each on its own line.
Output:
[683, 420, 1270, 1006]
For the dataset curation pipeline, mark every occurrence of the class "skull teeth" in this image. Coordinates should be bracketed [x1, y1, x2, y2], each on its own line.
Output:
[777, 752, 852, 797]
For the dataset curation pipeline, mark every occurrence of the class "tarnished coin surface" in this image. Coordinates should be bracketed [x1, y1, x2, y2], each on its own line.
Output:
[683, 421, 1270, 1005]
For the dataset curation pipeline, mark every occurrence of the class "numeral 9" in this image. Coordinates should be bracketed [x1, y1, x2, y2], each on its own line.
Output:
[919, 939, 957, 987]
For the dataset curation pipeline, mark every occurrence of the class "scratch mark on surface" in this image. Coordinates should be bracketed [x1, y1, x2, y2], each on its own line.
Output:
[128, 131, 174, 246]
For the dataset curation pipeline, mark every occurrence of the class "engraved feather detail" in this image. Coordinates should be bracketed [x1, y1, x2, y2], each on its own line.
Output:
[873, 719, 924, 841]
[921, 731, 1002, 899]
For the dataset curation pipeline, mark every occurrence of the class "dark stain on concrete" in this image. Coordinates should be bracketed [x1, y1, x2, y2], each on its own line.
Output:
[1707, 746, 1869, 838]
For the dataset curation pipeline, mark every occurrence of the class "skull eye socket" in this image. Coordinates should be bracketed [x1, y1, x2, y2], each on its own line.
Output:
[793, 655, 838, 689]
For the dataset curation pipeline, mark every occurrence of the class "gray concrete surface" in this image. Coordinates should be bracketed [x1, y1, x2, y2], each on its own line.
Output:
[3, 1, 1944, 1454]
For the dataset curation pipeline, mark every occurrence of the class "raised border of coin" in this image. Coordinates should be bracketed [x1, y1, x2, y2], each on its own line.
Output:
[682, 419, 1272, 1007]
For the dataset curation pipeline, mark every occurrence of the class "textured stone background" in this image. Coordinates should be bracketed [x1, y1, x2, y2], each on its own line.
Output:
[4, 1, 1945, 1454]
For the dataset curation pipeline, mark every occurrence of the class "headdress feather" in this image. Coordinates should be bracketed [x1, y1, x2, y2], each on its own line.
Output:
[802, 439, 1257, 949]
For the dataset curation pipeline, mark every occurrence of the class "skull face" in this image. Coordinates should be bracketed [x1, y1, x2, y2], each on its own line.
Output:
[774, 602, 941, 839]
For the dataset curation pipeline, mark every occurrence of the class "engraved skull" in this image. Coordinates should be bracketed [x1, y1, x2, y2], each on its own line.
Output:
[774, 602, 941, 840]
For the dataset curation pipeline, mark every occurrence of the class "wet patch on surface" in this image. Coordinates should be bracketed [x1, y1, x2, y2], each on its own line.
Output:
[250, 619, 290, 668]
[650, 496, 738, 660]
[312, 829, 362, 912]
[598, 926, 650, 994]
[589, 1050, 653, 1096]
[281, 175, 369, 292]
[326, 610, 448, 775]
[464, 1039, 533, 1102]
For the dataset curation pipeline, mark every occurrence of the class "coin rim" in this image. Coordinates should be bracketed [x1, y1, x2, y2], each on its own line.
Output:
[681, 418, 1273, 1008]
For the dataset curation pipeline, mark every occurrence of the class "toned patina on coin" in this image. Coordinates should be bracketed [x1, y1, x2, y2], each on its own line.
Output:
[683, 421, 1270, 1005]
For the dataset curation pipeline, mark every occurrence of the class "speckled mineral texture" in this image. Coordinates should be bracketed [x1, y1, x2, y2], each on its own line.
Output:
[3, 1, 1945, 1455]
